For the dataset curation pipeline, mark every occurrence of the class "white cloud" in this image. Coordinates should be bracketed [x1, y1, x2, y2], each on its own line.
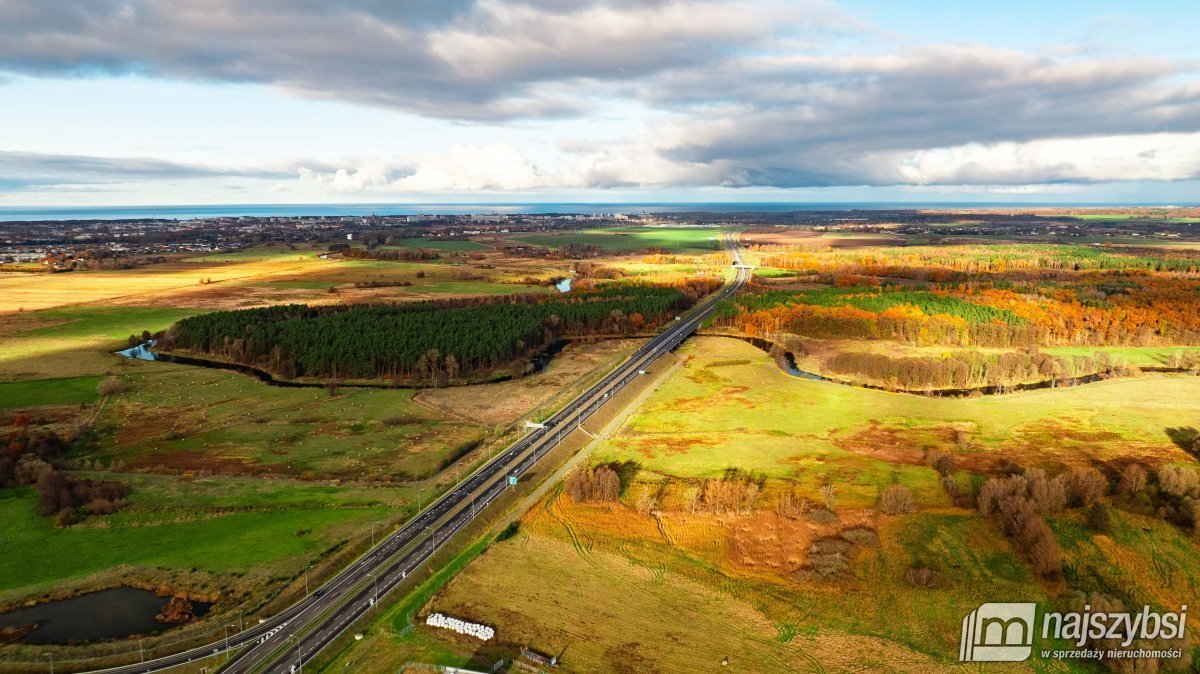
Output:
[890, 134, 1200, 185]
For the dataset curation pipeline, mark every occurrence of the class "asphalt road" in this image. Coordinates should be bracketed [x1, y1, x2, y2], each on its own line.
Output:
[86, 234, 749, 674]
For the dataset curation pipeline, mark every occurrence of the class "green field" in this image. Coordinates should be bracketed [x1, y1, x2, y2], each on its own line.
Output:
[96, 363, 487, 480]
[0, 480, 405, 598]
[0, 376, 104, 409]
[592, 337, 1200, 506]
[18, 305, 198, 340]
[511, 227, 726, 253]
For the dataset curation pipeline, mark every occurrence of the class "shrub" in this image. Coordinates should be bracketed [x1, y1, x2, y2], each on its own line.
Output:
[925, 448, 957, 476]
[1058, 468, 1107, 508]
[1085, 503, 1112, 534]
[877, 484, 916, 515]
[702, 474, 759, 514]
[1026, 468, 1066, 515]
[566, 466, 622, 502]
[97, 376, 127, 397]
[1119, 464, 1147, 496]
[819, 483, 837, 511]
[776, 489, 810, 518]
[496, 521, 520, 542]
[904, 566, 949, 589]
[977, 474, 1063, 578]
[1157, 466, 1200, 500]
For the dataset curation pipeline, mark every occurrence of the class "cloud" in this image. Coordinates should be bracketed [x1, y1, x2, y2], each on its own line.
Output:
[295, 144, 553, 193]
[0, 150, 294, 190]
[0, 0, 839, 120]
[2, 2, 1199, 192]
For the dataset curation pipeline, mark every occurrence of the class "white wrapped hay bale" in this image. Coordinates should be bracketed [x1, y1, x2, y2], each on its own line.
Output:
[425, 613, 495, 641]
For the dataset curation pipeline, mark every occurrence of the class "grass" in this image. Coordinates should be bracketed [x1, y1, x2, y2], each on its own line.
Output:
[96, 364, 487, 481]
[18, 306, 197, 340]
[592, 337, 1200, 506]
[0, 376, 103, 409]
[393, 334, 1200, 671]
[511, 227, 726, 253]
[0, 485, 391, 595]
[380, 238, 489, 252]
[411, 493, 1072, 672]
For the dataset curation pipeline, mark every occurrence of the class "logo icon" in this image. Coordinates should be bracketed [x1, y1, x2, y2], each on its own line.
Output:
[960, 603, 1037, 662]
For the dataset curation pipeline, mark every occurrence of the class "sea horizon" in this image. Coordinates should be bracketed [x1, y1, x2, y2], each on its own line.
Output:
[1, 201, 1196, 222]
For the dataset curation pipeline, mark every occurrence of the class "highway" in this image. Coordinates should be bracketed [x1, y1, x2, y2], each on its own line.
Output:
[87, 234, 749, 674]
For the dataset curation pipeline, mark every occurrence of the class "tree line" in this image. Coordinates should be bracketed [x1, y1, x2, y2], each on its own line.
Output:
[714, 276, 1200, 349]
[161, 278, 720, 383]
[821, 349, 1135, 391]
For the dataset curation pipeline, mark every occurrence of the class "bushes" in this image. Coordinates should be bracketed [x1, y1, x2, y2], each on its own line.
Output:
[701, 474, 760, 514]
[1119, 464, 1148, 497]
[35, 468, 129, 526]
[977, 472, 1065, 579]
[1085, 503, 1112, 533]
[566, 466, 622, 503]
[775, 488, 811, 518]
[876, 484, 916, 515]
[904, 566, 949, 589]
[1059, 467, 1107, 508]
[96, 376, 128, 397]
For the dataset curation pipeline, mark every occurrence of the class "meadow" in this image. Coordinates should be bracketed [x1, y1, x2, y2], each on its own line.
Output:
[94, 362, 488, 480]
[594, 338, 1200, 504]
[0, 470, 437, 642]
[510, 226, 726, 253]
[393, 336, 1200, 672]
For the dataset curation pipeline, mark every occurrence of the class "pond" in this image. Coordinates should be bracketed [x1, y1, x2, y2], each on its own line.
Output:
[0, 587, 212, 645]
[554, 277, 572, 293]
[115, 339, 158, 361]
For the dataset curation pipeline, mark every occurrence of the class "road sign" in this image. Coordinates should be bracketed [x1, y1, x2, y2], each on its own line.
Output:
[508, 476, 518, 486]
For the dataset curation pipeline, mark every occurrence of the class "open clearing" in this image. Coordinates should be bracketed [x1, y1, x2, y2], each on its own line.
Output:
[510, 227, 727, 253]
[96, 362, 488, 481]
[0, 474, 425, 606]
[594, 337, 1200, 506]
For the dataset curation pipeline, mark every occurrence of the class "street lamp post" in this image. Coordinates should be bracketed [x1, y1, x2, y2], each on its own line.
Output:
[43, 652, 53, 674]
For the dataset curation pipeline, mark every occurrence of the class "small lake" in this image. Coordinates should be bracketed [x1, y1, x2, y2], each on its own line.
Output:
[0, 588, 212, 644]
[555, 277, 572, 293]
[116, 339, 158, 361]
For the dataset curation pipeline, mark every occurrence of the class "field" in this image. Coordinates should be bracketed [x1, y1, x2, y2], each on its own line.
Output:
[7, 225, 1200, 671]
[510, 226, 727, 252]
[0, 245, 573, 380]
[0, 376, 104, 409]
[0, 237, 652, 649]
[94, 362, 488, 481]
[593, 338, 1200, 501]
[382, 336, 1200, 672]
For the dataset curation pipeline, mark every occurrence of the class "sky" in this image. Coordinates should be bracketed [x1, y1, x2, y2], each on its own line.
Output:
[0, 0, 1198, 206]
